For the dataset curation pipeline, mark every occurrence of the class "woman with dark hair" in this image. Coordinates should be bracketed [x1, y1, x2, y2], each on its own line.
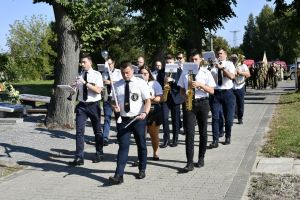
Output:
[139, 66, 163, 160]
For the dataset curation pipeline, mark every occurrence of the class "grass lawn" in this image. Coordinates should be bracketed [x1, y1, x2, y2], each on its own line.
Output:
[13, 80, 54, 97]
[248, 91, 300, 200]
[260, 91, 300, 158]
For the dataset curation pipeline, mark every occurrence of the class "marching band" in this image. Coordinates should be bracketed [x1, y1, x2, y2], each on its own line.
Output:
[67, 49, 251, 185]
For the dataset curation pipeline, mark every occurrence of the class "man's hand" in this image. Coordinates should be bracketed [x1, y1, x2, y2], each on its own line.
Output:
[167, 77, 174, 82]
[112, 104, 121, 113]
[104, 80, 111, 85]
[137, 112, 147, 120]
[76, 76, 86, 85]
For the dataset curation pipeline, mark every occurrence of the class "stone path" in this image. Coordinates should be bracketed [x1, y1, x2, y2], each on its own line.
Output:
[0, 80, 297, 200]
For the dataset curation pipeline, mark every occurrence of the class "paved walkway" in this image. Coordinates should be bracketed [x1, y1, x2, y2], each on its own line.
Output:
[0, 80, 297, 200]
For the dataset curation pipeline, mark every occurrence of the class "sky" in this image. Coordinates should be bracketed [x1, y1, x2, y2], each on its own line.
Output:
[0, 0, 290, 52]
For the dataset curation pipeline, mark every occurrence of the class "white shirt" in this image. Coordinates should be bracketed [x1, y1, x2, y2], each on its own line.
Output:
[78, 68, 103, 102]
[234, 63, 249, 89]
[210, 60, 235, 90]
[147, 80, 163, 96]
[151, 70, 159, 80]
[102, 68, 123, 95]
[178, 67, 216, 99]
[114, 76, 151, 117]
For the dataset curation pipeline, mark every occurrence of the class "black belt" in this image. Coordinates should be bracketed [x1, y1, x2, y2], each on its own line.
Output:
[80, 101, 98, 106]
[215, 89, 232, 92]
[121, 116, 137, 120]
[194, 97, 209, 102]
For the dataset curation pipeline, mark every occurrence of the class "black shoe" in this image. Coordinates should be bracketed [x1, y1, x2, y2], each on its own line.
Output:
[195, 158, 204, 168]
[109, 174, 123, 185]
[137, 170, 146, 179]
[68, 157, 84, 166]
[131, 161, 139, 167]
[209, 141, 219, 148]
[160, 140, 169, 148]
[183, 163, 194, 172]
[238, 119, 243, 124]
[170, 142, 178, 147]
[103, 139, 109, 146]
[152, 156, 160, 161]
[224, 137, 231, 145]
[92, 154, 103, 163]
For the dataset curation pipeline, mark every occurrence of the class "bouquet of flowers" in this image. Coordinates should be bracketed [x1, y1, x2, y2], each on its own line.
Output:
[0, 82, 20, 103]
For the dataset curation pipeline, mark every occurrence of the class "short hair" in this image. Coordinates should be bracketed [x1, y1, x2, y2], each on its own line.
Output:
[216, 47, 227, 53]
[165, 54, 174, 60]
[177, 52, 185, 56]
[190, 49, 201, 57]
[120, 60, 132, 70]
[81, 54, 92, 61]
[107, 56, 115, 62]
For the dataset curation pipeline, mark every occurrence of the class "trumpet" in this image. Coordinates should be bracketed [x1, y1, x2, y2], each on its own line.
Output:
[186, 70, 195, 111]
[67, 69, 84, 101]
[234, 54, 245, 85]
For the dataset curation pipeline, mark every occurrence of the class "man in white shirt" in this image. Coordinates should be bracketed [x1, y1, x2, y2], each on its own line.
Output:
[178, 50, 216, 172]
[230, 54, 250, 124]
[109, 61, 151, 185]
[68, 54, 104, 166]
[102, 57, 123, 145]
[209, 48, 236, 148]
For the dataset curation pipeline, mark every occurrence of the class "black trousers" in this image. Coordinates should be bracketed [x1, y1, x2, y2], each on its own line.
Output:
[75, 101, 103, 158]
[162, 96, 180, 143]
[183, 98, 210, 164]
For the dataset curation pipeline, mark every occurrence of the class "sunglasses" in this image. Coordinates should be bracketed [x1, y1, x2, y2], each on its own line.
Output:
[177, 57, 183, 60]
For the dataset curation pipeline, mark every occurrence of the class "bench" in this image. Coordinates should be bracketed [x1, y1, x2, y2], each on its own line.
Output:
[0, 102, 24, 118]
[19, 94, 51, 114]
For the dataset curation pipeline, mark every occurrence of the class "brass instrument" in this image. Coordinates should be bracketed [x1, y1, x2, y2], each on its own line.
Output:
[162, 71, 173, 102]
[186, 70, 195, 111]
[234, 54, 245, 85]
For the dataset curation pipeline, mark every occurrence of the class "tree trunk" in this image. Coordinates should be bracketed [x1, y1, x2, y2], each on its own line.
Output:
[45, 3, 80, 129]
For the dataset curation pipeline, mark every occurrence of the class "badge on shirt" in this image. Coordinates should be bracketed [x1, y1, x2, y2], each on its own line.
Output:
[131, 93, 139, 101]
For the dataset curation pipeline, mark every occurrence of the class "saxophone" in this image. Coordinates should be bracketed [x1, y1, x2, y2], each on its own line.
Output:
[186, 70, 195, 111]
[235, 54, 245, 85]
[162, 71, 172, 102]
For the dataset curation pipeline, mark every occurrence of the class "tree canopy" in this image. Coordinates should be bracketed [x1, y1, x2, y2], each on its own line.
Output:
[6, 15, 56, 81]
[125, 0, 237, 61]
[241, 4, 300, 63]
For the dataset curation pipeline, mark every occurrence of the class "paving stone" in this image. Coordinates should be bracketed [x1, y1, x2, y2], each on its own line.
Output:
[0, 81, 298, 200]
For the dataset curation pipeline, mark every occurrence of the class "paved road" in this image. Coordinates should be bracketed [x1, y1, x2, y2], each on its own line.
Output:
[0, 81, 295, 200]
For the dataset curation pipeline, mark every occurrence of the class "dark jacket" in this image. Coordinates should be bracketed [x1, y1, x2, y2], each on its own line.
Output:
[157, 67, 184, 104]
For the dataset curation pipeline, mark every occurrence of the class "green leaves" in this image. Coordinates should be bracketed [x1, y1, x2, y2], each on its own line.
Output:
[6, 15, 56, 81]
[241, 5, 300, 63]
